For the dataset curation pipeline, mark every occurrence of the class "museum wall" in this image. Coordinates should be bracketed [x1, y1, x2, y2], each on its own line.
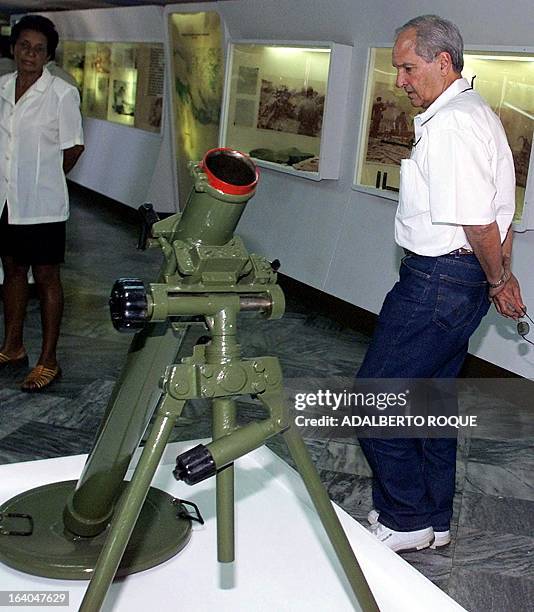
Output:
[39, 1, 534, 377]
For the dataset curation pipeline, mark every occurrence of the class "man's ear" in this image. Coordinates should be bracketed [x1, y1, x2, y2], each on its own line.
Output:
[437, 51, 453, 75]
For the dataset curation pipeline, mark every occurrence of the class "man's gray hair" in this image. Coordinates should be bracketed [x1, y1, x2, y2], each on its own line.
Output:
[395, 15, 464, 73]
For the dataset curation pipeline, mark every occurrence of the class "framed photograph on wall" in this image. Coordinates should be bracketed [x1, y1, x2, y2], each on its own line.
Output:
[134, 44, 165, 133]
[60, 40, 164, 133]
[58, 41, 85, 92]
[82, 42, 111, 120]
[107, 43, 138, 127]
[220, 40, 352, 180]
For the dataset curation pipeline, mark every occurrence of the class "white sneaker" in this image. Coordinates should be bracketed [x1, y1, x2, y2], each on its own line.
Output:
[368, 509, 451, 549]
[368, 521, 434, 552]
[367, 509, 379, 525]
[430, 530, 451, 549]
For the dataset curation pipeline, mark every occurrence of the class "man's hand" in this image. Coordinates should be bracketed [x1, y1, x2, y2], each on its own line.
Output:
[490, 273, 525, 319]
[463, 223, 524, 319]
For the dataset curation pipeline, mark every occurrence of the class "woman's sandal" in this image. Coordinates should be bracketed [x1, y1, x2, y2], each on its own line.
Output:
[20, 364, 61, 392]
[0, 351, 29, 370]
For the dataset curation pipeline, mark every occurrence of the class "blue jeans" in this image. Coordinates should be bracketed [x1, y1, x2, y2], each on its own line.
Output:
[357, 252, 491, 531]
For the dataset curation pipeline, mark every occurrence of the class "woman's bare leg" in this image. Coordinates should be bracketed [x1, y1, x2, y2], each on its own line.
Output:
[0, 255, 29, 359]
[32, 263, 63, 368]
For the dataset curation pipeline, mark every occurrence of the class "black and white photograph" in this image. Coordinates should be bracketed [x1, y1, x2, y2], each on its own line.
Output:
[257, 78, 325, 137]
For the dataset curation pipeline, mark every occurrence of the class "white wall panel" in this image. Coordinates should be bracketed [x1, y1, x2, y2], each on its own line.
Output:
[67, 118, 161, 207]
[44, 6, 164, 43]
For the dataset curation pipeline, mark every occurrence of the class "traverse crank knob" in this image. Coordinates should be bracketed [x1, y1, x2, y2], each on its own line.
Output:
[109, 278, 149, 332]
[174, 445, 216, 485]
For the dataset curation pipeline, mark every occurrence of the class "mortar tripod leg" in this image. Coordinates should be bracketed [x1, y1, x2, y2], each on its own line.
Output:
[79, 394, 186, 612]
[282, 426, 380, 612]
[212, 397, 237, 563]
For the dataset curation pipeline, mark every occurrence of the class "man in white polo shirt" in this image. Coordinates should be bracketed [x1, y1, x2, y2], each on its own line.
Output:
[357, 15, 524, 553]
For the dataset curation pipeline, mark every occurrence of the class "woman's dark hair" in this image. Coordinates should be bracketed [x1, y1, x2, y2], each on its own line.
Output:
[10, 15, 59, 61]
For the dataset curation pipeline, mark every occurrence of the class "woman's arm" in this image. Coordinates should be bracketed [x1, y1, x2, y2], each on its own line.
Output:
[63, 144, 84, 173]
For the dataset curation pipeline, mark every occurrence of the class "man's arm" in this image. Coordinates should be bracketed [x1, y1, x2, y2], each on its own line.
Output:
[501, 224, 513, 272]
[63, 144, 84, 174]
[463, 222, 524, 319]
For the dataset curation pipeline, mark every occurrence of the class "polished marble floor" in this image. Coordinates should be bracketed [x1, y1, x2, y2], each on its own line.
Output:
[0, 184, 533, 611]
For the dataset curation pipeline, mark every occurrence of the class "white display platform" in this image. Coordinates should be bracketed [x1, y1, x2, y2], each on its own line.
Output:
[0, 440, 465, 611]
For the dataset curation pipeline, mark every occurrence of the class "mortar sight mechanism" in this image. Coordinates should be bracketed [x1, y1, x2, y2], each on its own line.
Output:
[109, 148, 285, 332]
